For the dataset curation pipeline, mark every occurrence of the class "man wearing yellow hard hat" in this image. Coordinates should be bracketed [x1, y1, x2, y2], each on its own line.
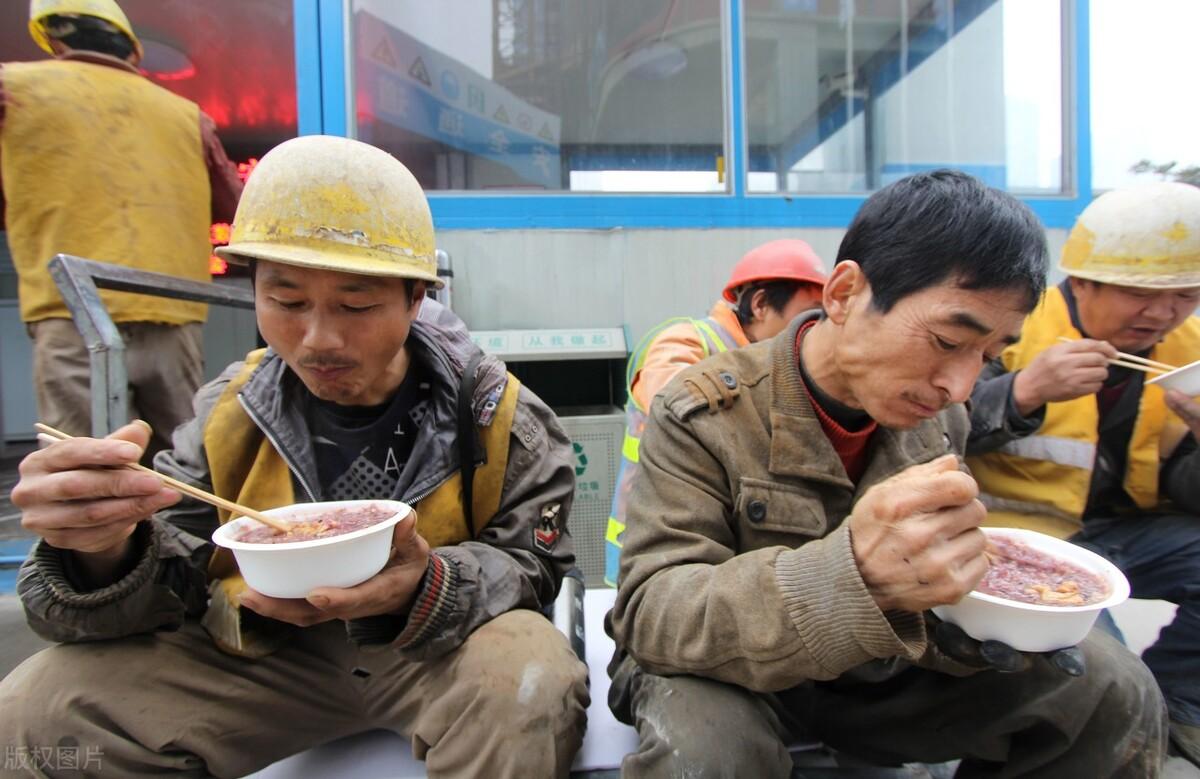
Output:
[0, 0, 242, 460]
[967, 181, 1200, 766]
[0, 135, 589, 777]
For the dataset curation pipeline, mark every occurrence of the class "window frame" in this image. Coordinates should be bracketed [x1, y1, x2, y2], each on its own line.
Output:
[293, 0, 1093, 230]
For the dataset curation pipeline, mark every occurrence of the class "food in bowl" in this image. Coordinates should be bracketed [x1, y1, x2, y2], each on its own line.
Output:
[211, 499, 410, 599]
[236, 504, 393, 544]
[979, 535, 1110, 607]
[931, 527, 1130, 652]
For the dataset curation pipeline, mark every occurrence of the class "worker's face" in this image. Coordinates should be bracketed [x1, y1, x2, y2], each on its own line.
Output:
[819, 263, 1028, 429]
[751, 285, 825, 342]
[1070, 278, 1200, 353]
[255, 261, 423, 406]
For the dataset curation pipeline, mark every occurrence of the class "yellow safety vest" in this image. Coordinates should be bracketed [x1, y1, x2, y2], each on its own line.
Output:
[968, 286, 1200, 538]
[0, 59, 210, 324]
[199, 349, 519, 656]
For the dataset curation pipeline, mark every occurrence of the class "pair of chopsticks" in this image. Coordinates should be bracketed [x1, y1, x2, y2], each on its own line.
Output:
[1055, 337, 1178, 374]
[35, 423, 291, 532]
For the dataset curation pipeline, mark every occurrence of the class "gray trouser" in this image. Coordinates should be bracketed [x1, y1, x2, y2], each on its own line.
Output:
[610, 629, 1166, 778]
[29, 318, 204, 460]
[0, 610, 590, 778]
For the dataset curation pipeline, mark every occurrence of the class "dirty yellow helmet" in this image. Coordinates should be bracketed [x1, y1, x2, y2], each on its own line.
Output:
[1060, 182, 1200, 289]
[217, 135, 441, 287]
[29, 0, 144, 63]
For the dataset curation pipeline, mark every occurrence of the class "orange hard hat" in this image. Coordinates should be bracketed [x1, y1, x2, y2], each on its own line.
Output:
[722, 239, 827, 303]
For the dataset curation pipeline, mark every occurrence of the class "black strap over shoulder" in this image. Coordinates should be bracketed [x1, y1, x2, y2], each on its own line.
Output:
[458, 351, 484, 538]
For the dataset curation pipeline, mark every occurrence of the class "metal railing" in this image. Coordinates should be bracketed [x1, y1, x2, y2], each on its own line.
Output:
[49, 254, 255, 437]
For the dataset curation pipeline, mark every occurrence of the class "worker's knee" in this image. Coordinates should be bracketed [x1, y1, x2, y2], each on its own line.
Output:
[622, 670, 793, 779]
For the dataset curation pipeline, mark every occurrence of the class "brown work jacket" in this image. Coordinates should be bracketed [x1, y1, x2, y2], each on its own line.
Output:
[610, 314, 974, 693]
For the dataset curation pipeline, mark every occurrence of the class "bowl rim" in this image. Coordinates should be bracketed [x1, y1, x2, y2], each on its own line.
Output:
[210, 499, 410, 552]
[964, 527, 1130, 613]
[1146, 360, 1200, 387]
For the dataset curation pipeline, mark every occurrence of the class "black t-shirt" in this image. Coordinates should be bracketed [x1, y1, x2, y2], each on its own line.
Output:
[304, 361, 434, 501]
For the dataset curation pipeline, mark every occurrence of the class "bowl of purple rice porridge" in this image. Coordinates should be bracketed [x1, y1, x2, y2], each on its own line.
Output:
[211, 499, 410, 598]
[931, 527, 1130, 652]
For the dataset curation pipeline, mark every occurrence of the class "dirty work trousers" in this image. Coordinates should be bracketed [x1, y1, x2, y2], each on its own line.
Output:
[610, 628, 1166, 778]
[29, 318, 204, 460]
[1073, 513, 1200, 728]
[0, 610, 589, 778]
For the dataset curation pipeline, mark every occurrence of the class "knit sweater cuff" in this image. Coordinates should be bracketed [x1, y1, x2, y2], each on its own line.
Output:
[775, 523, 924, 676]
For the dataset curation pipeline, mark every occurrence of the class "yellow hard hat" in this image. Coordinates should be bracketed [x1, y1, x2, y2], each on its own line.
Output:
[1060, 182, 1200, 289]
[218, 135, 442, 287]
[29, 0, 144, 62]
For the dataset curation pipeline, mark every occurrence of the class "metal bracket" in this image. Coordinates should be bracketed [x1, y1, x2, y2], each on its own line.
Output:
[48, 254, 254, 437]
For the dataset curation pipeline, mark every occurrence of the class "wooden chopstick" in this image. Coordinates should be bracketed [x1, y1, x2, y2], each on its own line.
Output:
[1107, 359, 1165, 374]
[1055, 337, 1178, 372]
[34, 423, 292, 533]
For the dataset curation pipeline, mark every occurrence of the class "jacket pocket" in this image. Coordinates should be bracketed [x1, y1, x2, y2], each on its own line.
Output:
[733, 477, 827, 539]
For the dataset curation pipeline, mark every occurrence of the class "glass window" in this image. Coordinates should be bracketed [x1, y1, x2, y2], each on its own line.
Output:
[744, 0, 1064, 195]
[350, 1, 727, 192]
[0, 0, 298, 275]
[1091, 0, 1200, 191]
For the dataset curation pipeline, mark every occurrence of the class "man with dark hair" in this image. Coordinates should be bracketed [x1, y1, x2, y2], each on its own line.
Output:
[608, 170, 1166, 776]
[0, 0, 243, 460]
[603, 239, 826, 585]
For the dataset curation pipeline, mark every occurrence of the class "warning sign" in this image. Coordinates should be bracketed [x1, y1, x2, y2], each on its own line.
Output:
[409, 56, 432, 87]
[370, 38, 397, 69]
[493, 105, 510, 125]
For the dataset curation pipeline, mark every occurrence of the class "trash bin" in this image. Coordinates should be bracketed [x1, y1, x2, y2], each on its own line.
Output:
[472, 327, 627, 586]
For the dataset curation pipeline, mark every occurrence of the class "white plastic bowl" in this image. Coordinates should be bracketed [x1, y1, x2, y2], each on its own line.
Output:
[1147, 358, 1200, 396]
[931, 527, 1130, 652]
[211, 499, 410, 599]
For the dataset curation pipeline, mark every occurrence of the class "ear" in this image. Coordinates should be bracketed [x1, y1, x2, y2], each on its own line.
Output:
[822, 261, 869, 325]
[409, 281, 428, 317]
[748, 288, 770, 322]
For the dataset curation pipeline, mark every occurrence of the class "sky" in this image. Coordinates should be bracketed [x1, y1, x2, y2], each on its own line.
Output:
[1090, 0, 1200, 189]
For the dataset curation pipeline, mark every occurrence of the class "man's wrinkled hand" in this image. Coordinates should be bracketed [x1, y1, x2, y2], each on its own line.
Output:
[1011, 339, 1116, 416]
[12, 420, 180, 556]
[240, 511, 431, 627]
[1164, 389, 1200, 441]
[850, 455, 989, 614]
[931, 616, 1086, 677]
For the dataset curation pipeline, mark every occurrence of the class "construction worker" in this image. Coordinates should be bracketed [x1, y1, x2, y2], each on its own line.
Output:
[0, 136, 588, 778]
[0, 0, 242, 459]
[608, 170, 1165, 777]
[967, 181, 1200, 767]
[604, 239, 827, 585]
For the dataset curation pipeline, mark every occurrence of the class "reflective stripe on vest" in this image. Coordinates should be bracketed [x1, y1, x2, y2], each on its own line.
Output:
[604, 315, 739, 587]
[996, 436, 1096, 470]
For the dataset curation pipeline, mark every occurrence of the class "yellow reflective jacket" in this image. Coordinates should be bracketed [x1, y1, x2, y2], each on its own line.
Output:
[0, 58, 210, 324]
[968, 285, 1200, 537]
[201, 348, 518, 657]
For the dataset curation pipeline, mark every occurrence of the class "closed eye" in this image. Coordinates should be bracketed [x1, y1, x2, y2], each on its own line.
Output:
[934, 336, 958, 351]
[343, 304, 381, 313]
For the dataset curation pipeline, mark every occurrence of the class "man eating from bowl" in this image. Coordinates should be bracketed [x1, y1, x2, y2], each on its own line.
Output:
[966, 181, 1200, 767]
[0, 135, 588, 778]
[607, 170, 1167, 777]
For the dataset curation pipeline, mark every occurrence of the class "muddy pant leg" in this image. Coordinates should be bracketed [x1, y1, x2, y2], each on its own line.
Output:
[123, 322, 205, 462]
[0, 621, 368, 778]
[791, 630, 1166, 778]
[361, 610, 589, 779]
[28, 319, 93, 438]
[609, 658, 794, 779]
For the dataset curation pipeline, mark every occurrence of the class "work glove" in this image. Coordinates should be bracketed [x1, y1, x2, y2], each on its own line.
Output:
[928, 614, 1086, 677]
